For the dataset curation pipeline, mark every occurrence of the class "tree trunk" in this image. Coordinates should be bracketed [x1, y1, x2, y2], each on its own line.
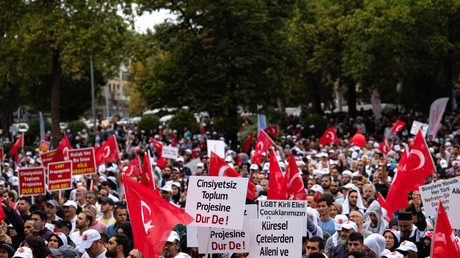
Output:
[346, 80, 357, 117]
[309, 76, 323, 115]
[51, 49, 62, 147]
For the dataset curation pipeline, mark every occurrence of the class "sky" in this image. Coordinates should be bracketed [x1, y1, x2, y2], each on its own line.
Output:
[134, 9, 177, 33]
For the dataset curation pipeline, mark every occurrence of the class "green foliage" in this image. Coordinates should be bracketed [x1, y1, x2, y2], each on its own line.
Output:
[301, 114, 328, 137]
[212, 115, 245, 140]
[26, 118, 51, 140]
[138, 115, 161, 133]
[169, 111, 200, 137]
[266, 108, 287, 130]
[66, 121, 89, 135]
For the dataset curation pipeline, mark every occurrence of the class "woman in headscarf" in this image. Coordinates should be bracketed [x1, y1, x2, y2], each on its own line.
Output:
[383, 229, 400, 252]
[117, 222, 134, 249]
[0, 242, 15, 258]
[363, 234, 386, 258]
[364, 201, 388, 235]
[47, 232, 68, 250]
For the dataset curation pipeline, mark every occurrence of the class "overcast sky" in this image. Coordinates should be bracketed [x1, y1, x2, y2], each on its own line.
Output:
[134, 9, 177, 33]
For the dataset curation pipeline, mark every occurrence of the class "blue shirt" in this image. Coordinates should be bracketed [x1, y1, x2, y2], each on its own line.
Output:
[318, 218, 336, 235]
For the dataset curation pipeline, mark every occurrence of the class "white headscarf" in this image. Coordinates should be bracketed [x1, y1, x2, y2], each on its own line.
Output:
[364, 201, 388, 235]
[342, 186, 365, 215]
[364, 233, 386, 258]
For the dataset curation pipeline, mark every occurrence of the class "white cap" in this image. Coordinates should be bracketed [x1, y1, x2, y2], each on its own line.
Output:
[453, 160, 460, 167]
[13, 247, 33, 258]
[384, 251, 404, 258]
[197, 162, 204, 168]
[396, 241, 418, 252]
[440, 159, 448, 169]
[334, 214, 349, 231]
[341, 221, 357, 232]
[250, 164, 258, 170]
[63, 200, 77, 209]
[167, 231, 180, 243]
[394, 145, 401, 152]
[310, 184, 323, 195]
[11, 177, 19, 186]
[81, 229, 101, 249]
[263, 163, 270, 170]
[224, 156, 232, 162]
[172, 182, 181, 189]
[176, 157, 184, 162]
[352, 152, 358, 159]
[160, 185, 173, 193]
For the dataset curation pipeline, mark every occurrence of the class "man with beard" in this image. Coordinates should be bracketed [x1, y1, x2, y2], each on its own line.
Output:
[397, 210, 426, 252]
[45, 200, 60, 232]
[321, 174, 332, 193]
[341, 170, 353, 186]
[16, 198, 32, 220]
[331, 221, 357, 258]
[106, 233, 131, 258]
[343, 189, 365, 215]
[161, 231, 190, 258]
[330, 179, 344, 204]
[349, 210, 372, 239]
[70, 211, 93, 254]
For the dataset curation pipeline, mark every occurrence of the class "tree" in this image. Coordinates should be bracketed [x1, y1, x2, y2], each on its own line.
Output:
[1, 0, 133, 146]
[133, 0, 296, 149]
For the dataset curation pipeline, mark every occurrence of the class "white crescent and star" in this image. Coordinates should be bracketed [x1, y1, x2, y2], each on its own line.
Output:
[395, 125, 403, 132]
[141, 200, 155, 234]
[411, 149, 425, 170]
[327, 131, 335, 140]
[103, 146, 110, 158]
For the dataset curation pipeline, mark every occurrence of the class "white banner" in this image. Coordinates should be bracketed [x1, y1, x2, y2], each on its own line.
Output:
[207, 140, 226, 158]
[428, 97, 449, 137]
[161, 145, 179, 159]
[410, 121, 429, 137]
[184, 158, 201, 174]
[185, 176, 248, 229]
[258, 200, 307, 236]
[186, 225, 199, 248]
[197, 205, 257, 253]
[249, 218, 303, 258]
[371, 89, 382, 120]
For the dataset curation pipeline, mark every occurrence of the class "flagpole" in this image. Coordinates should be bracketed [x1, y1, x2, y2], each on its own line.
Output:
[90, 56, 97, 139]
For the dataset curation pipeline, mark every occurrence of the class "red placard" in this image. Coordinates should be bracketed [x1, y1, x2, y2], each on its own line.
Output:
[68, 147, 96, 175]
[48, 161, 72, 191]
[18, 167, 45, 196]
[39, 140, 50, 152]
[40, 150, 59, 168]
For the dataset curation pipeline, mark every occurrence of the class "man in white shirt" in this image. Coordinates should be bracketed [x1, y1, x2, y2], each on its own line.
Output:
[63, 200, 78, 234]
[71, 211, 93, 255]
[81, 229, 107, 258]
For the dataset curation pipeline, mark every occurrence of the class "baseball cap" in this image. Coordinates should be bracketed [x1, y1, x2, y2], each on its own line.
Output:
[440, 159, 448, 169]
[176, 157, 184, 162]
[224, 156, 232, 162]
[396, 241, 418, 252]
[63, 200, 77, 209]
[160, 185, 173, 193]
[167, 231, 180, 243]
[47, 200, 59, 207]
[99, 198, 114, 206]
[384, 251, 404, 258]
[197, 162, 204, 168]
[310, 184, 323, 195]
[13, 247, 33, 258]
[341, 221, 358, 232]
[250, 164, 258, 170]
[334, 214, 349, 231]
[81, 229, 101, 249]
[52, 219, 72, 231]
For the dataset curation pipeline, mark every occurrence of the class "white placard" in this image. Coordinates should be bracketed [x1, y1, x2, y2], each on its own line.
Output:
[258, 200, 307, 236]
[410, 121, 428, 137]
[185, 176, 248, 229]
[207, 140, 226, 158]
[197, 205, 257, 253]
[249, 218, 302, 258]
[161, 145, 179, 159]
[187, 225, 199, 247]
[185, 158, 201, 174]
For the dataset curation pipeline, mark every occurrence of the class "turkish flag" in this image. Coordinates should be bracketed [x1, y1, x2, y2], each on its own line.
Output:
[123, 175, 193, 258]
[94, 145, 99, 155]
[405, 130, 435, 180]
[170, 133, 178, 147]
[141, 152, 159, 194]
[89, 180, 96, 191]
[385, 146, 412, 213]
[319, 127, 338, 146]
[55, 135, 72, 161]
[125, 156, 142, 178]
[279, 154, 307, 200]
[379, 141, 390, 155]
[251, 130, 274, 166]
[377, 192, 394, 222]
[209, 152, 257, 200]
[432, 201, 460, 257]
[192, 149, 201, 159]
[390, 120, 406, 134]
[264, 125, 279, 138]
[267, 149, 285, 200]
[156, 157, 168, 168]
[95, 136, 120, 166]
[150, 138, 163, 156]
[10, 133, 24, 163]
[243, 131, 254, 153]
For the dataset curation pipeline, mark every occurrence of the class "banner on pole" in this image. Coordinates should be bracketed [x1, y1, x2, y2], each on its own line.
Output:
[19, 167, 46, 196]
[40, 150, 59, 168]
[68, 148, 97, 175]
[410, 121, 428, 137]
[258, 200, 307, 236]
[207, 140, 226, 158]
[48, 161, 72, 191]
[39, 140, 50, 153]
[161, 145, 179, 160]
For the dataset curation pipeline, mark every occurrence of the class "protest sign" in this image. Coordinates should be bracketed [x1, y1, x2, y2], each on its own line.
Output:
[410, 121, 428, 137]
[19, 167, 46, 196]
[185, 158, 201, 174]
[249, 218, 302, 258]
[187, 226, 199, 248]
[40, 150, 59, 168]
[185, 176, 248, 229]
[39, 140, 50, 152]
[207, 140, 226, 158]
[68, 148, 96, 175]
[48, 161, 72, 191]
[258, 200, 307, 236]
[197, 205, 257, 253]
[161, 145, 179, 160]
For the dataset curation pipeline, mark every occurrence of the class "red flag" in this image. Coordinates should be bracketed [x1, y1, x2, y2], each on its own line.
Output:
[123, 175, 193, 258]
[156, 157, 168, 168]
[319, 127, 338, 146]
[125, 156, 142, 178]
[10, 133, 24, 164]
[243, 131, 254, 153]
[268, 149, 285, 200]
[192, 149, 201, 159]
[280, 154, 307, 200]
[264, 125, 279, 138]
[379, 141, 390, 155]
[237, 155, 242, 166]
[95, 136, 120, 166]
[378, 192, 394, 222]
[150, 138, 163, 156]
[94, 145, 99, 155]
[432, 201, 460, 257]
[405, 130, 435, 180]
[141, 152, 158, 193]
[55, 135, 72, 161]
[89, 180, 96, 192]
[390, 120, 406, 134]
[209, 152, 256, 200]
[251, 130, 274, 166]
[170, 133, 178, 147]
[385, 146, 413, 213]
[357, 127, 362, 134]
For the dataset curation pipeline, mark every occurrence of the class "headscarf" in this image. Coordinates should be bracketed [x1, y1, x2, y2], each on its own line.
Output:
[364, 201, 388, 235]
[342, 187, 365, 215]
[364, 233, 386, 258]
[383, 229, 400, 252]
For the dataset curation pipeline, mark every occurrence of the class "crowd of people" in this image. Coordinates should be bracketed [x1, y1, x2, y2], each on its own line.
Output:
[0, 107, 459, 258]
